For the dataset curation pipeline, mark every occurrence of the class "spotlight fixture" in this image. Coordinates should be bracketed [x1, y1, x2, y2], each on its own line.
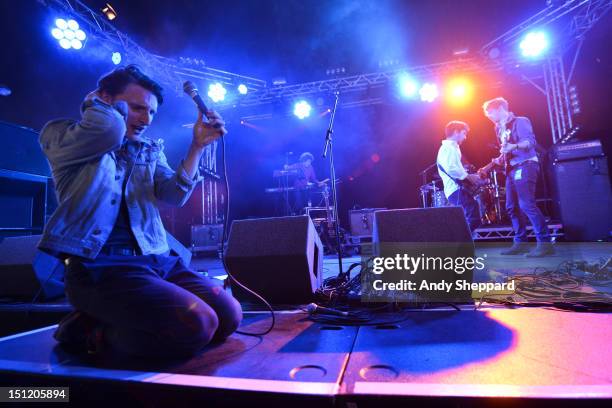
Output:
[51, 18, 86, 50]
[446, 78, 473, 105]
[519, 31, 549, 58]
[419, 83, 439, 103]
[101, 3, 117, 21]
[207, 83, 227, 103]
[568, 85, 580, 114]
[0, 85, 12, 97]
[397, 73, 418, 99]
[293, 100, 312, 119]
[237, 84, 248, 95]
[112, 52, 122, 65]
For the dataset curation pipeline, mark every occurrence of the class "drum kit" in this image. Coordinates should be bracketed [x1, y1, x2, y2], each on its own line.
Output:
[419, 168, 506, 225]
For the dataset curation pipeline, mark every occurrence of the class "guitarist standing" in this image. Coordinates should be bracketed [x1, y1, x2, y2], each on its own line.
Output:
[437, 121, 482, 234]
[482, 97, 553, 257]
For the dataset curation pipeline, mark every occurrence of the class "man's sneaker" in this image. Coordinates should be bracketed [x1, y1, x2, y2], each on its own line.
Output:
[500, 242, 530, 255]
[54, 311, 104, 354]
[526, 243, 555, 258]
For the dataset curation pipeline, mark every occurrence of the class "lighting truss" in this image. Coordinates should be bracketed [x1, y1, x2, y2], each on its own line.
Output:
[481, 0, 612, 143]
[230, 56, 511, 109]
[41, 0, 611, 143]
[40, 0, 266, 95]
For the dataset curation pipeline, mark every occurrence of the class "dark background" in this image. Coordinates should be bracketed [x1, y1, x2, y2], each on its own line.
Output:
[1, 0, 610, 240]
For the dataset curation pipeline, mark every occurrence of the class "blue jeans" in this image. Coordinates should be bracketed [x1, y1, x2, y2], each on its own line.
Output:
[63, 254, 242, 357]
[506, 161, 550, 242]
[448, 188, 481, 233]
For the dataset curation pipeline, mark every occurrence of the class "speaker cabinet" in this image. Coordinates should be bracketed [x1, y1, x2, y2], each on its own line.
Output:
[0, 235, 65, 300]
[225, 216, 323, 305]
[549, 157, 611, 241]
[371, 207, 475, 303]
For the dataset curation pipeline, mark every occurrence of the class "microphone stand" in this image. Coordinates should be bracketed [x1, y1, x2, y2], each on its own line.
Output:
[321, 91, 343, 276]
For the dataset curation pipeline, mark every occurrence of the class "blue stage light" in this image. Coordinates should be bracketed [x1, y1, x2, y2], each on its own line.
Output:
[75, 30, 86, 41]
[112, 52, 122, 65]
[419, 83, 439, 103]
[207, 83, 227, 103]
[397, 73, 418, 98]
[519, 31, 549, 57]
[51, 28, 64, 40]
[59, 38, 71, 49]
[71, 39, 83, 50]
[52, 17, 86, 50]
[293, 100, 312, 119]
[237, 84, 248, 95]
[55, 18, 68, 30]
[67, 19, 79, 31]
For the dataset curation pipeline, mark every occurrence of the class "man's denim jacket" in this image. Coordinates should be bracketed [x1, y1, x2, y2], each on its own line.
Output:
[38, 97, 199, 259]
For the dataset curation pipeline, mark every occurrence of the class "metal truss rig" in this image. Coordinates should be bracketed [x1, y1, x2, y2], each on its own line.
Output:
[482, 0, 612, 144]
[40, 0, 266, 95]
[42, 0, 611, 144]
[231, 57, 512, 109]
[473, 224, 564, 241]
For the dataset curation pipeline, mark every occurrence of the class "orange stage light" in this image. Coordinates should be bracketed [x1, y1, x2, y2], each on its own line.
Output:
[446, 78, 473, 106]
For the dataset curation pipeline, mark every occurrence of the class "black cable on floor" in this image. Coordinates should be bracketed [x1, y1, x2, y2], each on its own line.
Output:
[218, 134, 275, 336]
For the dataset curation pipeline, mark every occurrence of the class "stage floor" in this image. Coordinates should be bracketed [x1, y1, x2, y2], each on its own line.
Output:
[1, 243, 610, 405]
[1, 307, 611, 405]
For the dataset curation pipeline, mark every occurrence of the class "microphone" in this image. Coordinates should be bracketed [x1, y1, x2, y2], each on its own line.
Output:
[306, 303, 349, 317]
[183, 81, 222, 129]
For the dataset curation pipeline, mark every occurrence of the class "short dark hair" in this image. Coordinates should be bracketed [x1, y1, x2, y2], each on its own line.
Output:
[97, 64, 164, 105]
[445, 121, 470, 138]
[482, 97, 508, 112]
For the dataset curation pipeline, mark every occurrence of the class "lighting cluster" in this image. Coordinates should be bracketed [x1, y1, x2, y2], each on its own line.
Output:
[568, 85, 580, 115]
[51, 18, 86, 50]
[395, 73, 471, 105]
[519, 31, 549, 58]
[200, 82, 250, 103]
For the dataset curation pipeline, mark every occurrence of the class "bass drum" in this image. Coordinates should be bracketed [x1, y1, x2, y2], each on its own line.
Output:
[432, 190, 448, 207]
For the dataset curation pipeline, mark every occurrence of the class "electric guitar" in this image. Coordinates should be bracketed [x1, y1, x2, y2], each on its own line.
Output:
[497, 122, 512, 173]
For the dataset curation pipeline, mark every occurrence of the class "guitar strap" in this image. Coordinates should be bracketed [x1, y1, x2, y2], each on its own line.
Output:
[437, 163, 465, 191]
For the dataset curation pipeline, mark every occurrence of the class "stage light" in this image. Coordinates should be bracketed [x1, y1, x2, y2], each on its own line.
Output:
[59, 39, 71, 49]
[207, 82, 227, 103]
[293, 100, 312, 119]
[51, 28, 64, 40]
[67, 19, 79, 31]
[75, 30, 86, 41]
[52, 17, 86, 50]
[397, 73, 418, 99]
[55, 18, 68, 30]
[71, 39, 83, 50]
[237, 84, 248, 95]
[446, 78, 473, 105]
[519, 31, 549, 57]
[101, 3, 118, 21]
[112, 52, 122, 65]
[419, 83, 439, 103]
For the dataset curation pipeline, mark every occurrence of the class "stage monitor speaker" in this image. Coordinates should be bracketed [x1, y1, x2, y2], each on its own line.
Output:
[371, 207, 475, 303]
[0, 235, 65, 301]
[225, 215, 323, 305]
[549, 156, 611, 241]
